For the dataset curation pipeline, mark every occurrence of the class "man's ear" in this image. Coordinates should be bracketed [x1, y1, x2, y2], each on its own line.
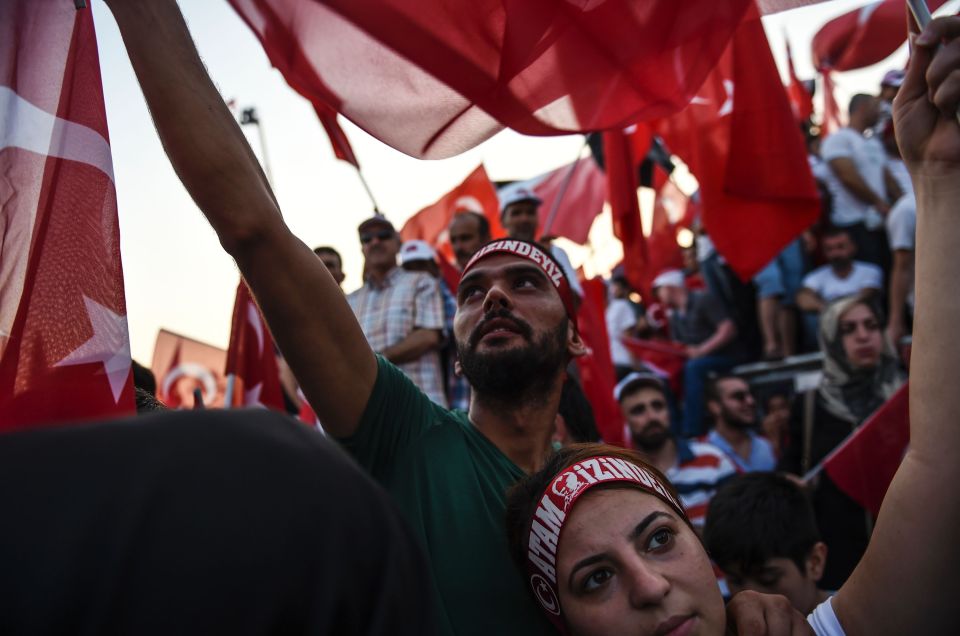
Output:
[454, 358, 463, 377]
[567, 323, 588, 358]
[706, 399, 721, 418]
[806, 542, 828, 583]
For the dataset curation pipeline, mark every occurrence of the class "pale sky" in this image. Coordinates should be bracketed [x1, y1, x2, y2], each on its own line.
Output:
[90, 0, 945, 364]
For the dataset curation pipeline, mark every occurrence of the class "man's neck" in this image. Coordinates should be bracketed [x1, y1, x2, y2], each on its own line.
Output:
[468, 378, 563, 474]
[831, 262, 853, 279]
[637, 437, 678, 474]
[715, 420, 752, 461]
[366, 263, 395, 285]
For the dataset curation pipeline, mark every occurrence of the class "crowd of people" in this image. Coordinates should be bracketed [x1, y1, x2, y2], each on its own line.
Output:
[9, 1, 960, 634]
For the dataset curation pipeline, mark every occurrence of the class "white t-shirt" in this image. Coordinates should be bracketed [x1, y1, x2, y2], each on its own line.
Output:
[605, 298, 636, 367]
[820, 128, 887, 229]
[802, 261, 883, 303]
[886, 195, 916, 311]
[886, 157, 913, 198]
[807, 597, 845, 636]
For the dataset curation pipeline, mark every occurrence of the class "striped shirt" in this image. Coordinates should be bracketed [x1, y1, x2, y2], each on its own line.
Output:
[347, 267, 447, 406]
[667, 437, 739, 528]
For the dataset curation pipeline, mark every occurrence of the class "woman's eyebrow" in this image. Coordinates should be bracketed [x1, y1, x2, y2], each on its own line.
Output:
[566, 511, 671, 590]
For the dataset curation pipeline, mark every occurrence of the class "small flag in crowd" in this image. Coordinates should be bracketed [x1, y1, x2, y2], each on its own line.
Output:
[224, 282, 286, 410]
[785, 36, 814, 122]
[821, 383, 910, 518]
[151, 329, 228, 410]
[0, 2, 134, 429]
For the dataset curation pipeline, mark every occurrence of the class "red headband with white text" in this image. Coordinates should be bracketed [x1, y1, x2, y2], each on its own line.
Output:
[526, 456, 687, 634]
[461, 239, 576, 320]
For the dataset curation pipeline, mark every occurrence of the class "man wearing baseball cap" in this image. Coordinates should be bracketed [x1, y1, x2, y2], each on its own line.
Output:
[615, 372, 737, 529]
[347, 216, 447, 407]
[500, 186, 584, 300]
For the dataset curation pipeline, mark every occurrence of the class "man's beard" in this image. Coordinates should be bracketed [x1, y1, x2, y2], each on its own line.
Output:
[721, 406, 756, 430]
[457, 309, 568, 405]
[632, 421, 671, 452]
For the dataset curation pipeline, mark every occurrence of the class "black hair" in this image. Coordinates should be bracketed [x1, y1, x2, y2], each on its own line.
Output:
[452, 211, 491, 242]
[132, 360, 157, 396]
[705, 374, 743, 404]
[557, 377, 601, 443]
[822, 226, 852, 241]
[848, 93, 874, 118]
[313, 246, 343, 268]
[703, 473, 821, 575]
[135, 387, 167, 414]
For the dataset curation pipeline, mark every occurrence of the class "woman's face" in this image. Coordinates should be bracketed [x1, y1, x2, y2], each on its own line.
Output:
[555, 488, 725, 636]
[838, 303, 884, 369]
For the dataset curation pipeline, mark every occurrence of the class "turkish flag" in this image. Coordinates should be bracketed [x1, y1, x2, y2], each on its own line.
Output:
[812, 0, 948, 73]
[152, 329, 228, 410]
[653, 7, 820, 280]
[400, 164, 502, 251]
[0, 2, 134, 429]
[315, 103, 359, 168]
[224, 282, 286, 410]
[823, 383, 910, 518]
[228, 0, 766, 158]
[785, 37, 813, 122]
[575, 278, 624, 447]
[643, 177, 688, 293]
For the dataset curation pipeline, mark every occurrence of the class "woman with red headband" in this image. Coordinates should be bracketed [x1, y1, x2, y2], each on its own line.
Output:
[506, 13, 960, 635]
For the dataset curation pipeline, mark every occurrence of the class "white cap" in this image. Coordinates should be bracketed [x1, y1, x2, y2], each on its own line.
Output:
[499, 185, 542, 211]
[652, 269, 685, 289]
[399, 240, 437, 265]
[613, 372, 665, 403]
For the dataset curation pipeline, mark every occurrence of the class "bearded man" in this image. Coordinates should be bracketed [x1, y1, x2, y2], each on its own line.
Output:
[705, 375, 777, 472]
[615, 373, 737, 529]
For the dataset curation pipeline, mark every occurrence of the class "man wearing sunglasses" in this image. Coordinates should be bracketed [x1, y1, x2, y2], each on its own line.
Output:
[615, 372, 737, 530]
[347, 215, 447, 407]
[705, 375, 777, 472]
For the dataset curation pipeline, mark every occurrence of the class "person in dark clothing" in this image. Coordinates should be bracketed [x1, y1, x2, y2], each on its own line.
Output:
[0, 410, 433, 635]
[778, 294, 904, 589]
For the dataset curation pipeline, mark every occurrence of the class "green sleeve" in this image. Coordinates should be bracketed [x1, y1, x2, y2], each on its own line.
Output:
[339, 355, 442, 481]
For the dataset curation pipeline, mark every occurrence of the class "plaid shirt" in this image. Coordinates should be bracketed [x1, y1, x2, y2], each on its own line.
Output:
[348, 268, 447, 406]
[440, 281, 470, 411]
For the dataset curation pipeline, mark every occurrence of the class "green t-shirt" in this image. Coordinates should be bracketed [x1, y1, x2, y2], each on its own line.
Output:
[341, 357, 555, 636]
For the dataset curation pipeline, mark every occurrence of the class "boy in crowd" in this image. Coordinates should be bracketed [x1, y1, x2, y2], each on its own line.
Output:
[704, 472, 831, 617]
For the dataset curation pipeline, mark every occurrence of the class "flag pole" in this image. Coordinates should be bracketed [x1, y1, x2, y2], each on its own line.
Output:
[907, 0, 960, 126]
[355, 167, 381, 214]
[224, 373, 236, 407]
[541, 136, 590, 237]
[239, 107, 275, 187]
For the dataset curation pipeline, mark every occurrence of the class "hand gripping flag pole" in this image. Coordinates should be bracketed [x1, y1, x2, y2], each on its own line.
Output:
[907, 0, 960, 126]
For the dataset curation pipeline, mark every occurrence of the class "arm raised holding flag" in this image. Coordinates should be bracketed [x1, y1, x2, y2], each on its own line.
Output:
[105, 0, 376, 437]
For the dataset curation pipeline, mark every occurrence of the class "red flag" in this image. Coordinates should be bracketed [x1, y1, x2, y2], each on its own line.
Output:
[224, 282, 286, 410]
[622, 337, 688, 398]
[820, 70, 842, 135]
[785, 37, 813, 122]
[509, 159, 607, 245]
[228, 0, 760, 158]
[152, 329, 228, 410]
[575, 278, 624, 447]
[822, 383, 910, 518]
[603, 128, 647, 297]
[0, 3, 134, 429]
[812, 0, 948, 73]
[400, 165, 503, 250]
[643, 177, 688, 294]
[653, 8, 820, 280]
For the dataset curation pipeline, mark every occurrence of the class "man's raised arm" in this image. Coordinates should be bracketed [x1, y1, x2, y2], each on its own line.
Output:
[832, 15, 960, 635]
[105, 0, 376, 437]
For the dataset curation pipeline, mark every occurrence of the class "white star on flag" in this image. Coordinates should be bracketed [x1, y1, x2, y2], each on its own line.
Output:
[244, 382, 268, 408]
[55, 295, 132, 402]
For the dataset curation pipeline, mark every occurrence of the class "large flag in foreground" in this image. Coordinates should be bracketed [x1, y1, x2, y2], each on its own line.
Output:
[0, 2, 134, 429]
[229, 0, 761, 158]
[576, 279, 624, 447]
[152, 329, 228, 409]
[653, 7, 820, 280]
[224, 282, 286, 410]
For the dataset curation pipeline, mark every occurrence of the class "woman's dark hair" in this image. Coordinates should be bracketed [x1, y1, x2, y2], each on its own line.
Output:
[557, 378, 600, 443]
[504, 443, 682, 573]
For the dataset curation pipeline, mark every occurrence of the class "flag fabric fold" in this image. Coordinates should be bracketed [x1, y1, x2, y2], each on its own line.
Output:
[575, 278, 624, 447]
[785, 36, 814, 122]
[0, 2, 134, 429]
[229, 0, 759, 158]
[224, 282, 286, 411]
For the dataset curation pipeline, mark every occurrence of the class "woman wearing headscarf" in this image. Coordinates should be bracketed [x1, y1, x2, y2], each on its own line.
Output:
[778, 293, 905, 590]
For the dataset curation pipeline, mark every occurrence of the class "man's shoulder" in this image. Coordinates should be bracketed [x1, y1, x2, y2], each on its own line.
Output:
[678, 440, 735, 470]
[803, 265, 831, 285]
[852, 261, 883, 278]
